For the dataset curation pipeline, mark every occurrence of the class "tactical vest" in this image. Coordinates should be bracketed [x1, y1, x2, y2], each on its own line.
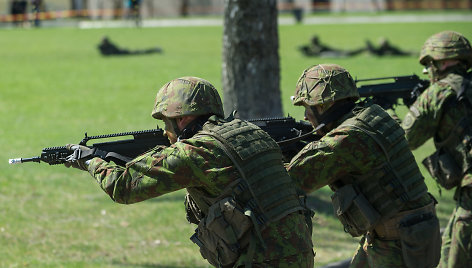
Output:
[428, 72, 472, 188]
[186, 117, 308, 267]
[330, 104, 428, 237]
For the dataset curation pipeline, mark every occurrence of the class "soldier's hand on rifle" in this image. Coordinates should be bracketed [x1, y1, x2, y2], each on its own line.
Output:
[64, 144, 93, 171]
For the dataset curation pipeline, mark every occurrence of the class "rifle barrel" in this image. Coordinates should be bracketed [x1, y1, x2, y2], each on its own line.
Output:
[355, 76, 397, 83]
[8, 157, 41, 164]
[355, 74, 419, 83]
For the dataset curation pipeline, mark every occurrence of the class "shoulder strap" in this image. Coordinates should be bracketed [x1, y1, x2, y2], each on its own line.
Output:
[434, 75, 472, 148]
[196, 130, 267, 249]
[197, 130, 265, 215]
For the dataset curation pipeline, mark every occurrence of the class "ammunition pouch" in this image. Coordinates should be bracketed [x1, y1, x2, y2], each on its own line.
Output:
[331, 184, 381, 237]
[398, 204, 441, 268]
[422, 149, 462, 189]
[190, 197, 252, 267]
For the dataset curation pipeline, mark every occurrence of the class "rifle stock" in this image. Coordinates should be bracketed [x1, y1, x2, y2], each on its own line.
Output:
[249, 116, 320, 161]
[355, 74, 430, 108]
[9, 117, 318, 167]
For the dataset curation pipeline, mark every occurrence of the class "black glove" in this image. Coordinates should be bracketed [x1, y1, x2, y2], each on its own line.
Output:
[64, 144, 94, 171]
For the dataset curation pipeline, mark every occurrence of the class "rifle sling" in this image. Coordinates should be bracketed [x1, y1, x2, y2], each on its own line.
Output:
[278, 102, 355, 147]
[105, 152, 133, 166]
[93, 148, 132, 166]
[276, 130, 318, 147]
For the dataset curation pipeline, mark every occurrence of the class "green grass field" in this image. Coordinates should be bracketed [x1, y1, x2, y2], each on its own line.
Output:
[1, 16, 472, 267]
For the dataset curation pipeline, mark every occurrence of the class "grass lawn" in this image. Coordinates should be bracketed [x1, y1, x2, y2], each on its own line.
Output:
[1, 15, 471, 267]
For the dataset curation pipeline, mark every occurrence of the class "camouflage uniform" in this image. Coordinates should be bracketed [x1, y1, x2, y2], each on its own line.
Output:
[71, 77, 314, 267]
[401, 31, 472, 268]
[288, 64, 441, 268]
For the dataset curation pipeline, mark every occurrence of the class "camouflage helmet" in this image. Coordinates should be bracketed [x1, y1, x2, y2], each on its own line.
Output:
[419, 31, 472, 66]
[151, 77, 224, 119]
[292, 64, 359, 109]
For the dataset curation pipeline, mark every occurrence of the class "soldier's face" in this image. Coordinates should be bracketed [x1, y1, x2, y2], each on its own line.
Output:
[425, 59, 459, 82]
[162, 118, 178, 144]
[424, 61, 438, 82]
[304, 106, 319, 127]
[304, 105, 329, 135]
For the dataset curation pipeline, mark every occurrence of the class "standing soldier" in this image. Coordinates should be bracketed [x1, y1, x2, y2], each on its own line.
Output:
[64, 77, 315, 267]
[400, 31, 472, 267]
[31, 0, 44, 27]
[287, 63, 441, 267]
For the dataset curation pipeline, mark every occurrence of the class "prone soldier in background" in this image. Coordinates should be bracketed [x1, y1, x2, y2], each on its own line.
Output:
[399, 31, 472, 267]
[287, 63, 441, 267]
[64, 77, 315, 267]
[98, 36, 162, 56]
[299, 35, 365, 58]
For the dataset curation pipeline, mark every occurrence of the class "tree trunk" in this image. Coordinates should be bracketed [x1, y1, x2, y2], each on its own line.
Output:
[222, 0, 282, 119]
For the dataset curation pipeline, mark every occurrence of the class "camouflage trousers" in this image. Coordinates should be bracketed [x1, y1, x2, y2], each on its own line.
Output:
[439, 187, 472, 268]
[350, 228, 440, 268]
[239, 251, 315, 268]
[350, 235, 405, 268]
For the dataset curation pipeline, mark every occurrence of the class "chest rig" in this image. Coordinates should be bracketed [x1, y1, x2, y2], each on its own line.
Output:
[186, 116, 309, 267]
[330, 104, 427, 237]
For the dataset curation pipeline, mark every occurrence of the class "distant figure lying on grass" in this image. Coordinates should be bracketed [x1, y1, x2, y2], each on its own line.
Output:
[365, 38, 416, 57]
[98, 36, 162, 56]
[299, 35, 365, 58]
[299, 35, 416, 58]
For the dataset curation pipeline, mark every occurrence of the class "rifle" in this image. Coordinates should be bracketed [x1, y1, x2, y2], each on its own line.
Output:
[249, 116, 320, 161]
[9, 129, 170, 167]
[355, 74, 430, 108]
[9, 117, 318, 167]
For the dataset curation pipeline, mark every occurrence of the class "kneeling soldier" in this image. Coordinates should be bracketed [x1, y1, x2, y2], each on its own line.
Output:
[65, 77, 315, 267]
[287, 64, 441, 268]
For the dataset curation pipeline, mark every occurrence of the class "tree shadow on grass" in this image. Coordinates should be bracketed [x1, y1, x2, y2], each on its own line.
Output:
[306, 193, 335, 216]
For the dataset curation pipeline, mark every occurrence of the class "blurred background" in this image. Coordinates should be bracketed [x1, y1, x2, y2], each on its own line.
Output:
[1, 1, 472, 268]
[1, 0, 471, 28]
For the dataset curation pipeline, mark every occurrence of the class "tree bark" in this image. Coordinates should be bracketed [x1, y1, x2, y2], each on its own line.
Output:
[222, 0, 282, 119]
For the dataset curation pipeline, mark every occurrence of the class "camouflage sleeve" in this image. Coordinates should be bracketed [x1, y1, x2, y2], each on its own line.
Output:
[86, 137, 234, 204]
[401, 83, 456, 150]
[287, 127, 382, 193]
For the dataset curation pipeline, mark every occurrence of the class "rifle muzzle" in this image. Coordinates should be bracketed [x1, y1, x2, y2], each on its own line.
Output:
[8, 157, 40, 164]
